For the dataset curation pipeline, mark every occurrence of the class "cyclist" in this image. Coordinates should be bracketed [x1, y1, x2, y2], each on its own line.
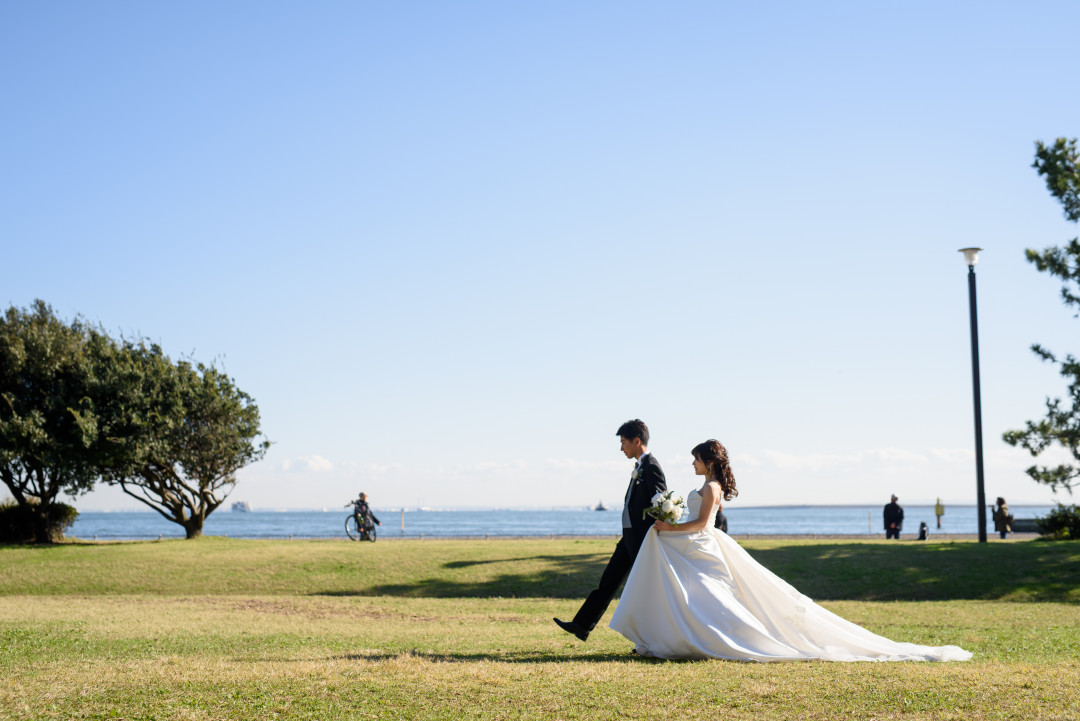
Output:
[351, 492, 381, 536]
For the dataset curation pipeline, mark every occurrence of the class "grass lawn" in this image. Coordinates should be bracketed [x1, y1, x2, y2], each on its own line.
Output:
[1, 536, 1078, 720]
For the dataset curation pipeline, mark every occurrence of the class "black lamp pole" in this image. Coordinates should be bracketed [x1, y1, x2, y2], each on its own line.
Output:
[960, 248, 988, 543]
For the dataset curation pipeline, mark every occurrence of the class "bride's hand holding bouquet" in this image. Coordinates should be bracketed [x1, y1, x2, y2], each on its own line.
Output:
[644, 490, 686, 531]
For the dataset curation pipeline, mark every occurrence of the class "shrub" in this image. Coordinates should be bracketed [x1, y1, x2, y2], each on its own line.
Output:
[0, 498, 79, 543]
[1035, 503, 1080, 540]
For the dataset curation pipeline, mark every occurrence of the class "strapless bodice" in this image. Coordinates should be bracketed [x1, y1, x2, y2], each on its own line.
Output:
[685, 489, 712, 520]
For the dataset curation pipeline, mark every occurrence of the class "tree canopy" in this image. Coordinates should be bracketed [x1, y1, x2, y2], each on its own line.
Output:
[1003, 138, 1080, 494]
[102, 345, 270, 539]
[1033, 137, 1080, 224]
[0, 301, 109, 541]
[0, 300, 269, 541]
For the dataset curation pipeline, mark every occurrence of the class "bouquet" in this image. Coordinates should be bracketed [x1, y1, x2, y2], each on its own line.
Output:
[643, 490, 687, 525]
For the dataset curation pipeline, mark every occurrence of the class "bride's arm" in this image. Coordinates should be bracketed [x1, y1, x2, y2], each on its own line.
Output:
[653, 483, 721, 533]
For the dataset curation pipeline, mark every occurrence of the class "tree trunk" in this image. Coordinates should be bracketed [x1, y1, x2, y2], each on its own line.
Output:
[183, 516, 205, 539]
[30, 505, 63, 544]
[31, 509, 51, 544]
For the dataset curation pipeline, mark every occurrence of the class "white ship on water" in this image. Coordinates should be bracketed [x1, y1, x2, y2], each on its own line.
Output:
[231, 501, 252, 512]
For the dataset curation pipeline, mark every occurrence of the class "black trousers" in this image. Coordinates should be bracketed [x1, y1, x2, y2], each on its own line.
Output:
[572, 533, 641, 631]
[885, 527, 900, 539]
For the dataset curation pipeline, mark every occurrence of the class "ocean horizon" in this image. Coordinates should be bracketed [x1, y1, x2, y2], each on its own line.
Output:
[77, 499, 1065, 512]
[66, 504, 1058, 541]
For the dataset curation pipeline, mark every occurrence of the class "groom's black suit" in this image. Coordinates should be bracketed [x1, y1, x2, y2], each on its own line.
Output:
[571, 453, 667, 633]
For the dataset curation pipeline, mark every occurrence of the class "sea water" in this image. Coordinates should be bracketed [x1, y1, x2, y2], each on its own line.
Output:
[67, 504, 1056, 540]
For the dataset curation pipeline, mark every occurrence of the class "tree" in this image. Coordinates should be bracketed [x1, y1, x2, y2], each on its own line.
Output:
[0, 301, 107, 542]
[102, 344, 270, 539]
[1003, 138, 1080, 494]
[1, 300, 269, 541]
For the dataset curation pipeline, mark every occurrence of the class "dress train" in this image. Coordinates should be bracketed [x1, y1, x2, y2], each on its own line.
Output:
[608, 491, 972, 662]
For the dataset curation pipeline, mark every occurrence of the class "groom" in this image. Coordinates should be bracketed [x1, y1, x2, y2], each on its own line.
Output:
[554, 419, 667, 641]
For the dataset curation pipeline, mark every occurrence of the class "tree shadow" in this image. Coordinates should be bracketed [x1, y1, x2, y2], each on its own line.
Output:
[312, 540, 1080, 602]
[314, 552, 613, 599]
[745, 540, 1080, 602]
[0, 538, 177, 548]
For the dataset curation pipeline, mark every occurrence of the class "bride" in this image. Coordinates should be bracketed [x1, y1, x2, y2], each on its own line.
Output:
[608, 440, 973, 662]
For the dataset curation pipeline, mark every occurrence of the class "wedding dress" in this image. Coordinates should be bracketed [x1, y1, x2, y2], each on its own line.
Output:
[608, 490, 973, 662]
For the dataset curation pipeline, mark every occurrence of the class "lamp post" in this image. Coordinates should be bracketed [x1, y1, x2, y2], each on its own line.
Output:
[959, 247, 987, 543]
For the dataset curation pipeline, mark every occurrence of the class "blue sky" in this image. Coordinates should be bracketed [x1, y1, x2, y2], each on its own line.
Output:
[3, 1, 1079, 510]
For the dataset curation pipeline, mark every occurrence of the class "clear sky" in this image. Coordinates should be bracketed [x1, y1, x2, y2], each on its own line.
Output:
[3, 1, 1079, 511]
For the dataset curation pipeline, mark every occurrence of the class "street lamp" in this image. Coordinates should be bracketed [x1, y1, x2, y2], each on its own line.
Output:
[959, 247, 987, 543]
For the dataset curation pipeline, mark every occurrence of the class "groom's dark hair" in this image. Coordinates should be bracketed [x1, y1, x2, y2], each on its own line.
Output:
[616, 419, 649, 445]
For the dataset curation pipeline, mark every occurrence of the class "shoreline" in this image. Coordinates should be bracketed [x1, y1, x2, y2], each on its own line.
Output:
[65, 531, 1042, 543]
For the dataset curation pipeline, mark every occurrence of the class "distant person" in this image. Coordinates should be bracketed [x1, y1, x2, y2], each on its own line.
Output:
[713, 502, 728, 533]
[553, 419, 666, 643]
[883, 494, 903, 540]
[992, 497, 1013, 539]
[934, 497, 945, 529]
[352, 492, 381, 530]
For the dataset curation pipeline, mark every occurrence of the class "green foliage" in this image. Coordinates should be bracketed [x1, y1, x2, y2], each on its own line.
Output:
[99, 343, 271, 539]
[0, 300, 112, 542]
[0, 497, 78, 543]
[1035, 503, 1080, 539]
[1, 299, 269, 542]
[1003, 138, 1080, 493]
[1034, 137, 1080, 223]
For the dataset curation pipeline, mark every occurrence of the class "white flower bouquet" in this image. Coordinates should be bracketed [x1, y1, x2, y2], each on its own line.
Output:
[643, 490, 687, 525]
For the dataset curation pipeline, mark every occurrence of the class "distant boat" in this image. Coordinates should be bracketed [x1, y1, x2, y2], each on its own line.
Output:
[231, 501, 252, 512]
[594, 500, 608, 511]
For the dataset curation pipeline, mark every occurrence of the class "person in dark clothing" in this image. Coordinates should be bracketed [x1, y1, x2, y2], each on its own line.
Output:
[883, 494, 903, 539]
[714, 502, 728, 533]
[353, 492, 381, 530]
[554, 419, 666, 642]
[992, 497, 1013, 539]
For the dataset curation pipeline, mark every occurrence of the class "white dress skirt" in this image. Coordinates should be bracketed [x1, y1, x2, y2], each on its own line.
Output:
[608, 491, 973, 662]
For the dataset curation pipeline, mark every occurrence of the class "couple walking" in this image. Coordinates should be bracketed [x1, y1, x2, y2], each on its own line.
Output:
[555, 420, 971, 662]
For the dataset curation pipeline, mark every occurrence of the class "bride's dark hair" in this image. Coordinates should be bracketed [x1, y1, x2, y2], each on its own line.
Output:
[692, 440, 738, 501]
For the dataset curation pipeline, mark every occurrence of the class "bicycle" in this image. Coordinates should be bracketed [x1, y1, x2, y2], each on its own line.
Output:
[345, 506, 377, 542]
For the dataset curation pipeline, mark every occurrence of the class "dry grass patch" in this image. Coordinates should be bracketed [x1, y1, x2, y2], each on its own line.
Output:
[4, 652, 1079, 720]
[3, 538, 1080, 719]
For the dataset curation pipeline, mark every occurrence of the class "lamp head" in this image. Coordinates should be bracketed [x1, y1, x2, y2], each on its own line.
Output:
[958, 247, 982, 266]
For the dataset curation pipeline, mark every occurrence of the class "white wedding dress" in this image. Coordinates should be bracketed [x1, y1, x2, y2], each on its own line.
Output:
[609, 490, 973, 662]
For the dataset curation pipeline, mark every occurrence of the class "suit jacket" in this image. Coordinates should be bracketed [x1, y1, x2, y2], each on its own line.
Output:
[623, 453, 667, 552]
[714, 509, 728, 533]
[883, 502, 903, 530]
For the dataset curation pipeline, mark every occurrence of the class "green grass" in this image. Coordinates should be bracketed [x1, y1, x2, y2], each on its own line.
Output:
[2, 537, 1079, 720]
[3, 536, 1077, 601]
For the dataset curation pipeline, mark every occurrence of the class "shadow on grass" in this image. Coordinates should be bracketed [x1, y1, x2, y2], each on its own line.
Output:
[747, 540, 1080, 602]
[317, 540, 1080, 602]
[316, 552, 611, 599]
[336, 650, 665, 664]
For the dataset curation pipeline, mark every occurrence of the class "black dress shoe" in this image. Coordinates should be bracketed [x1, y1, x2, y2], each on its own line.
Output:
[553, 617, 589, 642]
